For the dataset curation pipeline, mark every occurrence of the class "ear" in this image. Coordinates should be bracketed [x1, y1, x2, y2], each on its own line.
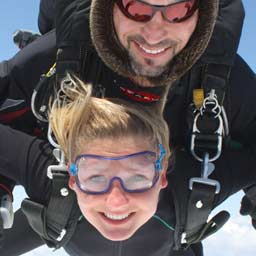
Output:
[68, 175, 76, 190]
[160, 161, 168, 189]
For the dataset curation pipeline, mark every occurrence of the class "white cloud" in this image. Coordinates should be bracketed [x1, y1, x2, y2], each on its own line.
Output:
[204, 216, 256, 256]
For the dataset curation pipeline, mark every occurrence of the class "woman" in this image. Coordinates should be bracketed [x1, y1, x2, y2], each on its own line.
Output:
[49, 74, 170, 241]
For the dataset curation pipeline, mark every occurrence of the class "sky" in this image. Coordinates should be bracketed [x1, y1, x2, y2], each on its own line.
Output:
[1, 1, 256, 256]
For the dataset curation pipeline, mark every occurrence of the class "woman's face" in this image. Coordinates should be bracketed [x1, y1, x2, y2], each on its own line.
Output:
[69, 136, 168, 241]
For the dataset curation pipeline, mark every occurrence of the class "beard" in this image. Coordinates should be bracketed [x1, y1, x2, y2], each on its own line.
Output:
[127, 35, 178, 78]
[129, 52, 168, 78]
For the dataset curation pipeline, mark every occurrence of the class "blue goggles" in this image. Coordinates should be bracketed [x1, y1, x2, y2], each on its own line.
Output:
[69, 144, 166, 194]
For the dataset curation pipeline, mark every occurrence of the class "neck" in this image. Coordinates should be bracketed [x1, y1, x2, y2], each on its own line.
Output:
[130, 75, 157, 88]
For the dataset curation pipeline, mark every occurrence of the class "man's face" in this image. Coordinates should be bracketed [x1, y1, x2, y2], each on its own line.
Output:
[113, 0, 199, 78]
[69, 136, 168, 241]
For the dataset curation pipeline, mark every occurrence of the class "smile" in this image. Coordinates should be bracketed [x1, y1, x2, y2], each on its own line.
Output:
[104, 212, 130, 220]
[138, 44, 166, 55]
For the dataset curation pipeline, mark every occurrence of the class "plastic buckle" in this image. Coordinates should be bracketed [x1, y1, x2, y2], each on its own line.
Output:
[0, 194, 14, 229]
[189, 152, 220, 194]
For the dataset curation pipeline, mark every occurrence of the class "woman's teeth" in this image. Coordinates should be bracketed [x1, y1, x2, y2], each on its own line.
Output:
[104, 212, 130, 220]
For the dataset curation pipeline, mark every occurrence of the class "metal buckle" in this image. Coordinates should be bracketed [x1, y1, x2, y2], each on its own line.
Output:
[190, 89, 224, 162]
[189, 153, 220, 194]
[47, 124, 68, 179]
[181, 232, 187, 244]
[47, 148, 67, 179]
[189, 177, 220, 194]
[0, 194, 14, 229]
[47, 164, 68, 179]
[56, 229, 67, 242]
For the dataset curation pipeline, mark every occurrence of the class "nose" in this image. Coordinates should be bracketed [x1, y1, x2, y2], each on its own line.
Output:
[105, 181, 129, 208]
[141, 11, 168, 44]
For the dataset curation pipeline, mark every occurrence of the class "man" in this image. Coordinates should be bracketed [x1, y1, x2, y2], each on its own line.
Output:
[0, 0, 255, 255]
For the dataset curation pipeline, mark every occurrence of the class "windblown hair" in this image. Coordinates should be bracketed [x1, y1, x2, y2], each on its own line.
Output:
[49, 74, 170, 163]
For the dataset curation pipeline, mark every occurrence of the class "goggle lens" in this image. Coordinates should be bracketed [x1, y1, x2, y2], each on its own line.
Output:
[117, 0, 198, 23]
[74, 151, 160, 194]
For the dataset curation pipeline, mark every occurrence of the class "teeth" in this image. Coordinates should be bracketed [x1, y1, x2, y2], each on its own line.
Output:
[104, 212, 130, 220]
[139, 44, 166, 54]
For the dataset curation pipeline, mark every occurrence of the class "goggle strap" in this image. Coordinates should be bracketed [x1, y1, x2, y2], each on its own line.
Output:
[69, 163, 77, 176]
[156, 144, 166, 171]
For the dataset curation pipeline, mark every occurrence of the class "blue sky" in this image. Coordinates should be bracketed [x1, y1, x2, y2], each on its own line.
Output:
[0, 1, 256, 255]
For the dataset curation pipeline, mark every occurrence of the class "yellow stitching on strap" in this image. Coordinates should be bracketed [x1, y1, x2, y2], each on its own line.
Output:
[46, 63, 56, 77]
[193, 89, 204, 109]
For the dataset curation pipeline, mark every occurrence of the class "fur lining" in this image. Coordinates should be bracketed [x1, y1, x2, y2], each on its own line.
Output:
[90, 0, 219, 87]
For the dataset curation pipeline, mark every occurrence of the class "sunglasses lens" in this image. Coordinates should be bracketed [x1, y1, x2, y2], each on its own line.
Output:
[165, 0, 197, 22]
[121, 0, 153, 22]
[119, 0, 198, 23]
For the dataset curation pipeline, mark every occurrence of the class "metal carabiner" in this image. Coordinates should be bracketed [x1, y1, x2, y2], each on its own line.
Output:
[47, 124, 68, 179]
[201, 90, 222, 118]
[190, 112, 224, 162]
[189, 153, 221, 194]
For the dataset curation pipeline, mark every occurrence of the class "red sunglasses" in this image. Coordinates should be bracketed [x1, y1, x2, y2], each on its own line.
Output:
[115, 0, 199, 23]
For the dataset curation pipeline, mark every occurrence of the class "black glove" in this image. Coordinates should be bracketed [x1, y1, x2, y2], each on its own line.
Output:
[55, 0, 92, 77]
[240, 188, 256, 230]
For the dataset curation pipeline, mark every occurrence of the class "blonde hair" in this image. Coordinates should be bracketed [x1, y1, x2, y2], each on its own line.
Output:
[49, 74, 170, 163]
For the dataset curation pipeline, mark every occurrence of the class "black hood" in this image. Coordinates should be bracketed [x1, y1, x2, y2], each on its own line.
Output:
[90, 0, 219, 88]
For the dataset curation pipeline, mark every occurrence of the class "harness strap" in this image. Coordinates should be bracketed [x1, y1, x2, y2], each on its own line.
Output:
[185, 183, 216, 235]
[202, 64, 231, 105]
[185, 210, 230, 247]
[46, 171, 78, 244]
[21, 170, 80, 249]
[56, 45, 87, 79]
[182, 183, 229, 248]
[173, 64, 232, 251]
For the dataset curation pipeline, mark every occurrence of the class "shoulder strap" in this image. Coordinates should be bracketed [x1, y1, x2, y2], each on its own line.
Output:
[170, 150, 229, 252]
[21, 167, 80, 249]
[202, 63, 231, 106]
[172, 63, 233, 252]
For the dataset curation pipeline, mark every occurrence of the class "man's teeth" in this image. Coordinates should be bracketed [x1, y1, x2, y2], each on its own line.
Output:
[139, 44, 166, 54]
[104, 212, 130, 220]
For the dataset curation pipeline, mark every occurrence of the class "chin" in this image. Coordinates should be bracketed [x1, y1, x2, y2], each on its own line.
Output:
[100, 230, 135, 241]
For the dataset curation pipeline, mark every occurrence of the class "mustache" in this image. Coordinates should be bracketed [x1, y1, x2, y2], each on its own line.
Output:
[127, 35, 177, 48]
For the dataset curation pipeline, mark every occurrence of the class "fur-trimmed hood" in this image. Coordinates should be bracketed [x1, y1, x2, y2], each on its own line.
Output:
[90, 0, 219, 87]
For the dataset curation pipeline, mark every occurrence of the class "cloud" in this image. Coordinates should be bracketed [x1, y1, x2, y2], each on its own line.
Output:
[204, 215, 256, 256]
